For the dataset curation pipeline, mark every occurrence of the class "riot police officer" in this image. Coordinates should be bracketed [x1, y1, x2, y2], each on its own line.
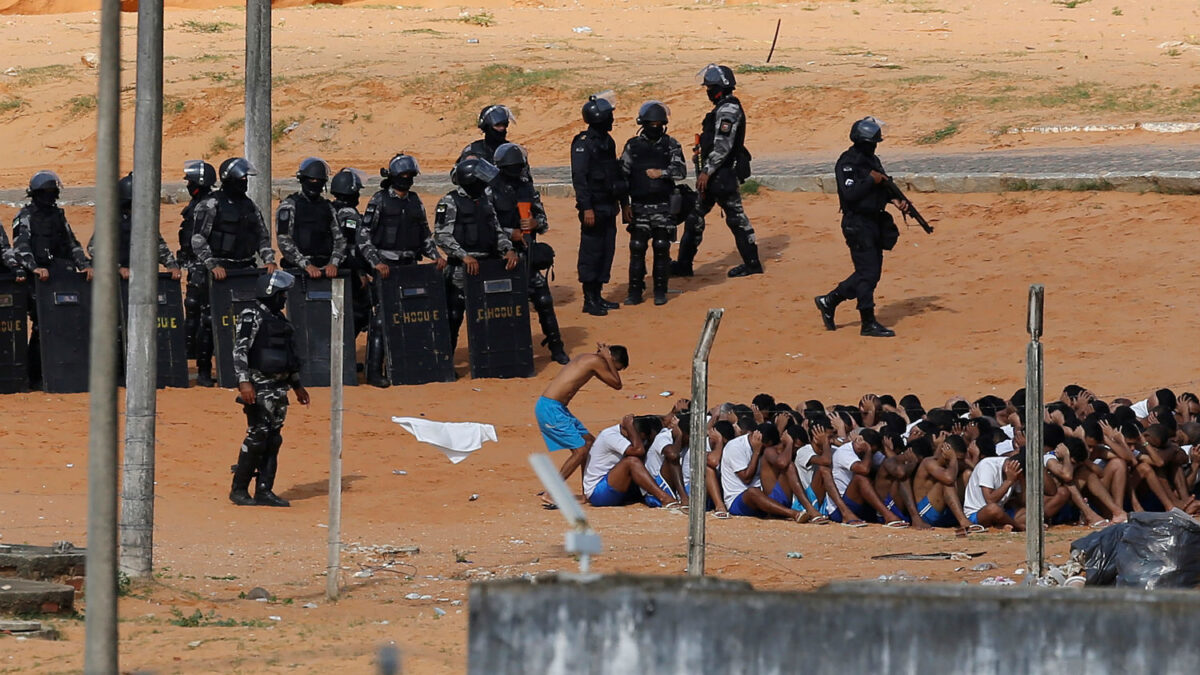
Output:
[11, 171, 92, 388]
[190, 157, 277, 385]
[814, 117, 900, 338]
[673, 64, 762, 279]
[230, 269, 309, 507]
[0, 222, 25, 278]
[434, 157, 518, 355]
[359, 153, 445, 387]
[329, 168, 371, 338]
[459, 104, 519, 167]
[178, 160, 217, 366]
[87, 172, 180, 280]
[276, 157, 346, 280]
[490, 142, 569, 365]
[619, 101, 687, 306]
[570, 92, 626, 316]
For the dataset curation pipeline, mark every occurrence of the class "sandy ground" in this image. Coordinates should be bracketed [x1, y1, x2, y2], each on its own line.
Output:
[2, 0, 1200, 673]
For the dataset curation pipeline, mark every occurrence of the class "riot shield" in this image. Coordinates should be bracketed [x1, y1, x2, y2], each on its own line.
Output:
[377, 263, 454, 385]
[35, 263, 92, 393]
[121, 274, 189, 388]
[0, 273, 30, 393]
[465, 259, 533, 379]
[209, 268, 264, 389]
[286, 273, 357, 387]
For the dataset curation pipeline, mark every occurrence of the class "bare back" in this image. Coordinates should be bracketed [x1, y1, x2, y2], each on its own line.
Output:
[541, 352, 621, 405]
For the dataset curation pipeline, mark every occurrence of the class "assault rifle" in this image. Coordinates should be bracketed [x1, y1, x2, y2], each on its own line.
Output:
[882, 176, 934, 234]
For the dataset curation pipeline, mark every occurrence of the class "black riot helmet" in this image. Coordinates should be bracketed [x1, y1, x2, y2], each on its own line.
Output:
[698, 63, 736, 90]
[850, 116, 884, 143]
[330, 168, 365, 200]
[183, 160, 217, 189]
[118, 172, 134, 204]
[219, 157, 258, 182]
[581, 91, 615, 127]
[27, 170, 63, 196]
[296, 157, 330, 182]
[451, 157, 500, 196]
[256, 268, 295, 305]
[477, 104, 514, 131]
[384, 153, 421, 179]
[493, 143, 528, 175]
[636, 101, 670, 125]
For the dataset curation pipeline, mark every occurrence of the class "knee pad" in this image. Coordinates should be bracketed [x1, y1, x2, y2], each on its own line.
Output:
[652, 238, 672, 256]
[184, 291, 201, 313]
[529, 285, 554, 313]
[629, 236, 649, 255]
[244, 426, 270, 452]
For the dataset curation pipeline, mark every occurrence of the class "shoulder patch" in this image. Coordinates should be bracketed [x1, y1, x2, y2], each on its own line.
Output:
[844, 178, 855, 187]
[435, 203, 448, 214]
[718, 120, 733, 135]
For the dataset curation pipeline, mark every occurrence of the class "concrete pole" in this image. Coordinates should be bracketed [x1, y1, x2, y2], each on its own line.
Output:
[1024, 285, 1045, 582]
[120, 0, 164, 580]
[84, 0, 121, 671]
[687, 308, 724, 577]
[245, 0, 272, 230]
[326, 278, 345, 600]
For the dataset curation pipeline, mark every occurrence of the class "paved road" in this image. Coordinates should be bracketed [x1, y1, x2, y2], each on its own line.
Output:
[4, 144, 1199, 206]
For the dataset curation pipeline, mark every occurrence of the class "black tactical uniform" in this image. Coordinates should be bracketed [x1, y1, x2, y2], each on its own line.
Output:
[571, 94, 627, 315]
[329, 168, 371, 338]
[276, 158, 346, 274]
[674, 64, 762, 279]
[178, 160, 217, 368]
[88, 173, 179, 272]
[491, 142, 569, 364]
[814, 117, 897, 338]
[10, 171, 91, 387]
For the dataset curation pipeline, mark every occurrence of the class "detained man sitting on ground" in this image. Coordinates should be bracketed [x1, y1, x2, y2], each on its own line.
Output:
[962, 454, 1045, 531]
[720, 422, 808, 521]
[827, 428, 906, 526]
[759, 415, 827, 523]
[911, 435, 977, 535]
[872, 434, 925, 529]
[581, 414, 676, 508]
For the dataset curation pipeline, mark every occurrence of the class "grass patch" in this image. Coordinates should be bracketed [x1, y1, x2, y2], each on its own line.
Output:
[203, 71, 235, 83]
[164, 97, 186, 115]
[168, 608, 271, 628]
[916, 121, 961, 145]
[177, 20, 238, 34]
[67, 94, 97, 116]
[272, 116, 305, 144]
[893, 74, 944, 85]
[1111, 6, 1122, 15]
[735, 64, 794, 74]
[0, 98, 24, 112]
[16, 64, 75, 87]
[1053, 0, 1091, 7]
[740, 178, 763, 196]
[192, 53, 232, 63]
[1069, 179, 1114, 192]
[459, 11, 495, 27]
[461, 64, 569, 99]
[209, 135, 230, 154]
[223, 117, 244, 133]
[402, 28, 444, 35]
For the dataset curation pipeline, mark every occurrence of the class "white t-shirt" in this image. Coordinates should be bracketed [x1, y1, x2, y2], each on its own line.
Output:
[996, 439, 1014, 456]
[793, 444, 817, 490]
[1131, 399, 1149, 418]
[641, 428, 674, 497]
[720, 435, 760, 509]
[831, 442, 859, 497]
[904, 419, 921, 439]
[1000, 424, 1014, 440]
[582, 425, 630, 498]
[963, 456, 1012, 516]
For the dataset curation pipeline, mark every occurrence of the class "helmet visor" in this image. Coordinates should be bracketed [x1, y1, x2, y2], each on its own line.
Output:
[590, 90, 616, 114]
[264, 269, 296, 296]
[480, 105, 515, 128]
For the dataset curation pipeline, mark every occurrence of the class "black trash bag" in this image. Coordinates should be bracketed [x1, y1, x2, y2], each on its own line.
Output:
[1071, 510, 1200, 589]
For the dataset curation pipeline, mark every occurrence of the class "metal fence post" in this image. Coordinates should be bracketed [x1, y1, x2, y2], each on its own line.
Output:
[687, 309, 724, 577]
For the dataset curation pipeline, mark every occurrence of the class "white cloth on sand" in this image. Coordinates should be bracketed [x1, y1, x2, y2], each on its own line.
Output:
[391, 417, 498, 464]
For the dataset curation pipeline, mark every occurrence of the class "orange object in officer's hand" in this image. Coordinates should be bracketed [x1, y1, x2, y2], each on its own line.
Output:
[518, 201, 532, 219]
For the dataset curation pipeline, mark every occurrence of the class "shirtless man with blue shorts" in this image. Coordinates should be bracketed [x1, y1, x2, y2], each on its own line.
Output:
[536, 343, 629, 501]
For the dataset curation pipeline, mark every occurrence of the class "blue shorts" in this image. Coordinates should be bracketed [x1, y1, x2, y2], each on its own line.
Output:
[1048, 503, 1081, 526]
[535, 396, 589, 452]
[730, 483, 789, 518]
[791, 486, 824, 515]
[588, 475, 641, 507]
[918, 496, 956, 528]
[644, 475, 678, 508]
[682, 483, 716, 512]
[828, 495, 873, 523]
[883, 496, 910, 523]
[967, 506, 1016, 525]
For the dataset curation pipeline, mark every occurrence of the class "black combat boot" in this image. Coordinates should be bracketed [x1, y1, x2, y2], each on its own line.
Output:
[582, 283, 607, 316]
[727, 260, 764, 278]
[624, 285, 644, 306]
[859, 308, 895, 338]
[229, 450, 257, 505]
[196, 358, 215, 387]
[814, 294, 842, 331]
[255, 448, 290, 507]
[598, 286, 620, 310]
[366, 329, 390, 388]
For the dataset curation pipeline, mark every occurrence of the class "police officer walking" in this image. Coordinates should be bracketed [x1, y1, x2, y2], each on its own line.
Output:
[329, 168, 372, 339]
[490, 142, 569, 364]
[190, 158, 277, 385]
[276, 157, 346, 280]
[814, 117, 902, 338]
[673, 64, 762, 279]
[11, 171, 92, 388]
[358, 154, 445, 387]
[88, 173, 180, 280]
[434, 158, 518, 355]
[570, 92, 626, 316]
[178, 160, 217, 368]
[230, 269, 309, 507]
[619, 101, 687, 306]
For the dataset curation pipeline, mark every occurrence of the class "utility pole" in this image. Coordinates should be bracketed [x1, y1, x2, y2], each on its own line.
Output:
[245, 0, 272, 228]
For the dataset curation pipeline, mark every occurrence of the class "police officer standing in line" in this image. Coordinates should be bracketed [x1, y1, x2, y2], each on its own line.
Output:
[87, 173, 181, 280]
[814, 117, 903, 338]
[0, 221, 26, 278]
[570, 92, 627, 316]
[229, 269, 309, 507]
[459, 104, 520, 169]
[490, 142, 570, 365]
[673, 64, 762, 279]
[619, 101, 687, 306]
[178, 160, 217, 369]
[11, 171, 92, 388]
[434, 157, 518, 356]
[329, 168, 372, 339]
[276, 157, 346, 280]
[190, 157, 277, 385]
[358, 153, 445, 387]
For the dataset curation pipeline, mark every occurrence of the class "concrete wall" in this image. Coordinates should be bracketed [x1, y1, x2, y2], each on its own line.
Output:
[469, 574, 1200, 675]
